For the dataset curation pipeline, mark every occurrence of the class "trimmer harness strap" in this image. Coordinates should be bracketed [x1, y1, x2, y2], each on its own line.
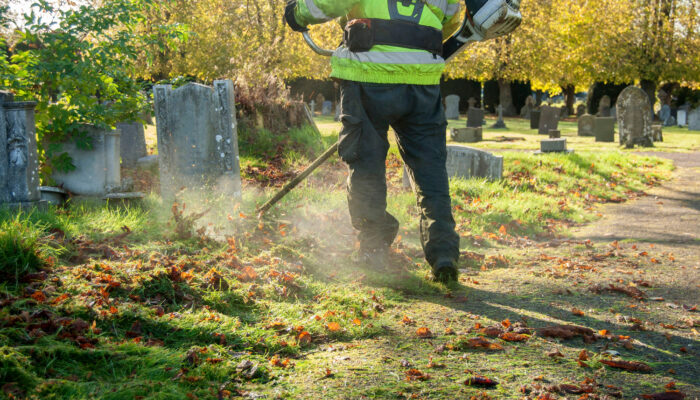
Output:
[344, 18, 443, 55]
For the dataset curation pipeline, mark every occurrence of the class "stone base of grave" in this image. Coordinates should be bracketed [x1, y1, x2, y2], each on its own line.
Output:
[491, 120, 507, 129]
[451, 127, 482, 143]
[2, 200, 48, 211]
[39, 186, 69, 206]
[103, 192, 146, 204]
[137, 155, 159, 169]
[537, 138, 572, 154]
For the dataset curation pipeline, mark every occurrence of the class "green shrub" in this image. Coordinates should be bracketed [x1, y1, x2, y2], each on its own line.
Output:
[0, 216, 49, 283]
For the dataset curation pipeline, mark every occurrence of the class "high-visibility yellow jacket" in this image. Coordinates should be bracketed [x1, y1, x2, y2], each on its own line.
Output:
[293, 0, 461, 85]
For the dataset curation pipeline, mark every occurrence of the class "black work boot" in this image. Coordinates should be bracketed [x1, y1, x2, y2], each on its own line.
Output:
[432, 257, 458, 283]
[353, 247, 390, 272]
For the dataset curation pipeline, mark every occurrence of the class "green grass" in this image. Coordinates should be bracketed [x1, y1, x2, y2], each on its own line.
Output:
[0, 147, 695, 399]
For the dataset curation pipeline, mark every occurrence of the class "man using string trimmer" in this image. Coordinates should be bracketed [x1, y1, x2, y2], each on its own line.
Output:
[283, 0, 521, 282]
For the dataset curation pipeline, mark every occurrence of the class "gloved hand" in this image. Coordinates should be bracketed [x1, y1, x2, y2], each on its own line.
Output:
[285, 1, 308, 32]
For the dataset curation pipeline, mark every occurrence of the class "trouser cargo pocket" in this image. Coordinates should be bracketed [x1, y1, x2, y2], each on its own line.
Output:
[338, 114, 363, 163]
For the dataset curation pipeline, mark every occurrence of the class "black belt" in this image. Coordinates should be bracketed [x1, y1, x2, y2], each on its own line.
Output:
[343, 18, 443, 55]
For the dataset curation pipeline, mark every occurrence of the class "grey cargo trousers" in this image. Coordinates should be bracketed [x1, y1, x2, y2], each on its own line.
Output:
[337, 80, 460, 267]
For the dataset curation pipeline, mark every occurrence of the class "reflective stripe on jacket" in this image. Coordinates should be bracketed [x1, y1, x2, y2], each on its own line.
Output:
[295, 0, 461, 85]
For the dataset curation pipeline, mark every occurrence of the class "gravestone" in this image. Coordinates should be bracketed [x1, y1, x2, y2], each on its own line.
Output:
[659, 104, 672, 126]
[445, 95, 460, 120]
[549, 130, 561, 139]
[578, 114, 595, 136]
[651, 125, 663, 142]
[594, 117, 615, 142]
[576, 104, 586, 117]
[0, 97, 42, 207]
[538, 105, 559, 135]
[559, 106, 569, 120]
[309, 100, 316, 115]
[467, 97, 477, 109]
[322, 101, 333, 116]
[688, 108, 700, 131]
[597, 95, 611, 117]
[445, 145, 503, 181]
[520, 95, 535, 119]
[677, 109, 687, 127]
[117, 121, 147, 167]
[467, 107, 485, 128]
[616, 86, 653, 147]
[51, 126, 122, 196]
[540, 138, 568, 153]
[492, 104, 506, 129]
[334, 103, 341, 122]
[530, 110, 541, 130]
[451, 127, 482, 143]
[153, 80, 242, 200]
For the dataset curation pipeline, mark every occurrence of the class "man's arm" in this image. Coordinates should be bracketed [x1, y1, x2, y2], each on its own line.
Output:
[287, 0, 360, 30]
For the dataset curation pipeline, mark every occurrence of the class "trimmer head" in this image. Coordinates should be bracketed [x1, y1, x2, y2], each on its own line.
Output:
[443, 0, 522, 62]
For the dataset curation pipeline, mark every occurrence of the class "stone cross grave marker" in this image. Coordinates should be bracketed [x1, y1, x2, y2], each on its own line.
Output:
[616, 86, 653, 147]
[1, 95, 42, 207]
[538, 105, 559, 135]
[117, 121, 147, 167]
[445, 95, 460, 120]
[154, 80, 242, 200]
[578, 114, 594, 136]
[492, 104, 507, 128]
[309, 100, 316, 115]
[446, 145, 503, 181]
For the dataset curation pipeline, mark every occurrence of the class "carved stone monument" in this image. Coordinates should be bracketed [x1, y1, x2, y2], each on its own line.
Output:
[594, 117, 615, 142]
[446, 145, 503, 181]
[153, 80, 242, 200]
[445, 95, 460, 120]
[51, 126, 122, 196]
[467, 107, 485, 128]
[117, 121, 147, 167]
[597, 95, 612, 117]
[688, 107, 700, 131]
[538, 105, 559, 135]
[616, 86, 653, 147]
[451, 127, 482, 143]
[1, 95, 42, 207]
[492, 104, 507, 129]
[530, 110, 541, 130]
[578, 114, 595, 136]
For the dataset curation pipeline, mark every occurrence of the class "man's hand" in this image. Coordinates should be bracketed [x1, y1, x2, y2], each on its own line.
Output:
[285, 1, 308, 32]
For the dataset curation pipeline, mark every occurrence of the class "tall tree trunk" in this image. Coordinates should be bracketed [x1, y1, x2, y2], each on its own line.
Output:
[640, 79, 658, 115]
[562, 84, 576, 116]
[497, 79, 516, 116]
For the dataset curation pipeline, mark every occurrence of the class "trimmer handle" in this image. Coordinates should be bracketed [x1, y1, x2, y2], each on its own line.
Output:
[302, 32, 334, 57]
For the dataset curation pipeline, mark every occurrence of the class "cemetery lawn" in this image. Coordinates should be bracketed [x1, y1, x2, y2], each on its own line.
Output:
[3, 148, 700, 399]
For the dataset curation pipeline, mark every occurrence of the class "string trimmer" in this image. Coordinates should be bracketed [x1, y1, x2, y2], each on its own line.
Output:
[257, 0, 521, 215]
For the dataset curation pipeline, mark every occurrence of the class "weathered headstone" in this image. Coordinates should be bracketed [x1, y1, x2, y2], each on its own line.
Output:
[0, 98, 42, 207]
[594, 117, 615, 142]
[688, 108, 700, 131]
[540, 138, 568, 153]
[446, 145, 503, 181]
[651, 125, 663, 142]
[559, 106, 569, 120]
[677, 109, 687, 127]
[576, 104, 586, 117]
[520, 95, 535, 119]
[597, 95, 611, 117]
[334, 103, 341, 122]
[659, 104, 672, 126]
[530, 110, 541, 130]
[549, 130, 561, 139]
[451, 127, 482, 143]
[578, 114, 595, 136]
[492, 104, 507, 129]
[309, 100, 316, 115]
[117, 121, 147, 167]
[51, 126, 122, 196]
[322, 101, 333, 116]
[153, 81, 242, 200]
[616, 86, 653, 147]
[445, 95, 460, 120]
[538, 105, 559, 135]
[467, 107, 485, 128]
